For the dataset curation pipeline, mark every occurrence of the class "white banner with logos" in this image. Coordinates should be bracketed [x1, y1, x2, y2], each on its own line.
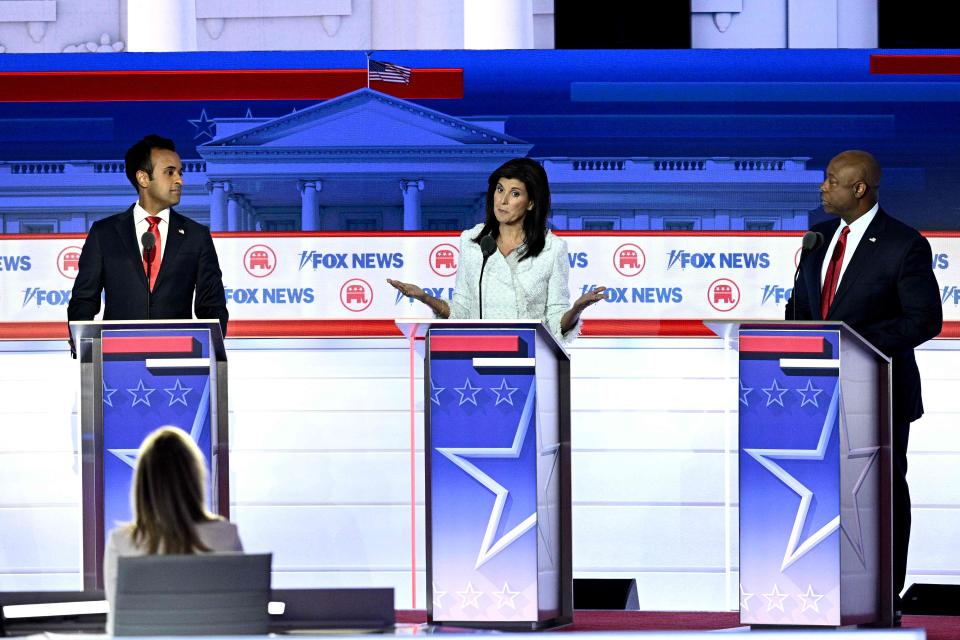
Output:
[1, 233, 957, 324]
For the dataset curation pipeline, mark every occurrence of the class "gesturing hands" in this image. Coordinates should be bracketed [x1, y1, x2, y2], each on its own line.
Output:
[573, 286, 607, 311]
[387, 278, 424, 301]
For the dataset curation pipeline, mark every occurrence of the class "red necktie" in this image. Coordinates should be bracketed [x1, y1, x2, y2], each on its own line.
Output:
[143, 216, 162, 292]
[820, 225, 850, 319]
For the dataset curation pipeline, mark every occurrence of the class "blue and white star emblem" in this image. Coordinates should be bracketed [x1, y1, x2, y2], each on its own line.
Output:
[188, 108, 216, 140]
[127, 379, 155, 407]
[795, 379, 823, 408]
[430, 380, 445, 406]
[454, 378, 482, 406]
[436, 380, 538, 569]
[489, 378, 519, 406]
[740, 380, 753, 407]
[163, 379, 192, 407]
[761, 378, 789, 407]
[103, 379, 118, 407]
[744, 383, 841, 571]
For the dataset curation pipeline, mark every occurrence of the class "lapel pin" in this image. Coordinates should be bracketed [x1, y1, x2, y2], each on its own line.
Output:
[868, 237, 876, 242]
[178, 228, 184, 234]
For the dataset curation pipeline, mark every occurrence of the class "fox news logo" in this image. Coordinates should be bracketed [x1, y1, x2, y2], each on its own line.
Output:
[1, 255, 32, 271]
[225, 288, 315, 304]
[933, 253, 949, 270]
[396, 287, 453, 305]
[299, 251, 403, 271]
[568, 252, 588, 268]
[22, 287, 70, 307]
[942, 285, 960, 305]
[761, 285, 793, 305]
[667, 250, 770, 270]
[580, 284, 682, 304]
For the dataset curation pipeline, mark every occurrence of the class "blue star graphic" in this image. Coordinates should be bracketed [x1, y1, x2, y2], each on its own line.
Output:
[761, 378, 789, 407]
[430, 380, 445, 406]
[127, 379, 155, 407]
[454, 378, 482, 406]
[103, 379, 118, 407]
[795, 379, 823, 408]
[436, 380, 537, 569]
[163, 379, 193, 407]
[188, 108, 216, 140]
[740, 380, 753, 407]
[743, 382, 841, 571]
[489, 378, 519, 406]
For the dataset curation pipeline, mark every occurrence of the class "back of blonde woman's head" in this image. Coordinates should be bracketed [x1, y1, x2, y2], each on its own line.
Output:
[129, 427, 214, 554]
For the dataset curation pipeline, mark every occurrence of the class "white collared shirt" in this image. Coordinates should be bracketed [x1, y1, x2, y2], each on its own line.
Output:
[820, 202, 879, 288]
[133, 202, 170, 258]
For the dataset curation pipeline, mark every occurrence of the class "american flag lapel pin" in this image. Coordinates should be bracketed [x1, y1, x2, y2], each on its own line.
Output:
[178, 228, 185, 234]
[868, 237, 876, 242]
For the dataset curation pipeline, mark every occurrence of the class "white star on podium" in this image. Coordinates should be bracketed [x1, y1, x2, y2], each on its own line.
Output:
[493, 582, 520, 609]
[103, 379, 118, 407]
[838, 394, 880, 567]
[432, 582, 447, 609]
[796, 584, 824, 613]
[739, 584, 754, 611]
[430, 380, 445, 406]
[762, 584, 788, 612]
[127, 379, 155, 407]
[163, 379, 192, 407]
[454, 378, 481, 406]
[489, 378, 519, 406]
[795, 379, 823, 408]
[740, 381, 753, 407]
[436, 380, 538, 569]
[761, 379, 788, 407]
[744, 383, 841, 571]
[456, 582, 482, 609]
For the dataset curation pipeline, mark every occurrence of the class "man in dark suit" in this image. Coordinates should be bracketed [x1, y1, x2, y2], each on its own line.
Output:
[67, 134, 228, 337]
[785, 150, 942, 621]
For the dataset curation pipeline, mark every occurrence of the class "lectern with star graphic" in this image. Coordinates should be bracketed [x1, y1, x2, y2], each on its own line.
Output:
[709, 321, 894, 627]
[69, 320, 229, 591]
[397, 320, 572, 629]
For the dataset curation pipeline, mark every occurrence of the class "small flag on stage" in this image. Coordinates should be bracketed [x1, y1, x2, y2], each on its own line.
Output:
[367, 58, 412, 84]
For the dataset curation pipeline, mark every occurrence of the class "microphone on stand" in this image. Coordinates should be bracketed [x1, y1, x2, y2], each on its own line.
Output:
[478, 235, 497, 320]
[141, 231, 156, 320]
[790, 230, 824, 321]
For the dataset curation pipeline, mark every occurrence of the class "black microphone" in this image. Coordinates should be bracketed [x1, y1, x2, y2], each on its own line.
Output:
[478, 235, 497, 320]
[790, 231, 824, 321]
[141, 231, 155, 320]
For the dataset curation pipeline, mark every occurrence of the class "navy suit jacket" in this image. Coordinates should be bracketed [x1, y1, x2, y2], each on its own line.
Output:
[785, 209, 942, 423]
[67, 206, 229, 337]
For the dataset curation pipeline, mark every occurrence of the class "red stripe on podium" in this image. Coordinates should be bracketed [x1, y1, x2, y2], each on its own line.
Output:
[739, 335, 825, 353]
[430, 335, 519, 353]
[102, 336, 195, 355]
[870, 55, 960, 75]
[0, 68, 464, 102]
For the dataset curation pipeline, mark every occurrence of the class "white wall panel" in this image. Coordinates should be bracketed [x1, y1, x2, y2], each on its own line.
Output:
[0, 508, 81, 570]
[572, 411, 731, 451]
[573, 451, 731, 504]
[0, 453, 80, 505]
[231, 411, 424, 451]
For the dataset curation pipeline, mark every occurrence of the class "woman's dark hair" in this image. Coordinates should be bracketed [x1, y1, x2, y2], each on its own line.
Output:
[128, 427, 216, 554]
[124, 134, 177, 192]
[473, 158, 551, 261]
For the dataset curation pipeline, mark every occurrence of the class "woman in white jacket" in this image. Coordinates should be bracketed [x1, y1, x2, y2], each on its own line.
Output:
[389, 158, 605, 343]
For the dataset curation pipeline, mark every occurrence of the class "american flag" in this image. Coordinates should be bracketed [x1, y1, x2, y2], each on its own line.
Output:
[368, 58, 412, 84]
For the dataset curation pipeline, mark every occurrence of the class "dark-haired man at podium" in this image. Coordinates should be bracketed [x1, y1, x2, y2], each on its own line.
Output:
[785, 150, 942, 623]
[67, 134, 228, 339]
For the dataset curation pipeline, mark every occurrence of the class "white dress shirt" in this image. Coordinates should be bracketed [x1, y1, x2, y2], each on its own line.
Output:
[447, 223, 579, 343]
[133, 202, 170, 259]
[820, 202, 879, 289]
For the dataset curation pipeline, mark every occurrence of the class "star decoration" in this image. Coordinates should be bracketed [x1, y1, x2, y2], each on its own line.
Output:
[796, 584, 824, 613]
[456, 581, 482, 609]
[489, 378, 519, 406]
[127, 379, 155, 407]
[739, 584, 754, 611]
[454, 378, 482, 406]
[432, 582, 447, 609]
[492, 582, 520, 609]
[430, 380, 445, 406]
[188, 108, 216, 140]
[103, 379, 118, 407]
[838, 394, 880, 567]
[436, 380, 538, 569]
[163, 379, 193, 407]
[744, 383, 841, 571]
[762, 584, 788, 612]
[795, 379, 823, 408]
[740, 380, 753, 407]
[761, 379, 789, 407]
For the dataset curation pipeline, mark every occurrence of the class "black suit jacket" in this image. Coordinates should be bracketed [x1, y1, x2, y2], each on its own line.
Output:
[67, 206, 229, 337]
[785, 209, 942, 423]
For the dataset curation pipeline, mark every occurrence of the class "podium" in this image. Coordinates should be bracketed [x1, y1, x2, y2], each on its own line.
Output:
[708, 321, 894, 627]
[396, 320, 573, 629]
[68, 320, 229, 591]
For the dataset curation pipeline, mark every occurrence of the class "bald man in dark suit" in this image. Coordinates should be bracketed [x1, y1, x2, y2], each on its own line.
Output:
[67, 134, 228, 337]
[786, 150, 942, 624]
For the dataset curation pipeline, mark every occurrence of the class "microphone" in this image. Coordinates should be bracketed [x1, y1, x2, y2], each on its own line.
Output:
[141, 231, 156, 320]
[790, 231, 824, 321]
[478, 235, 497, 320]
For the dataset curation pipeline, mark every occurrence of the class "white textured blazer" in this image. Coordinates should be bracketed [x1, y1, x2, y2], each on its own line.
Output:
[448, 223, 579, 343]
[103, 519, 243, 632]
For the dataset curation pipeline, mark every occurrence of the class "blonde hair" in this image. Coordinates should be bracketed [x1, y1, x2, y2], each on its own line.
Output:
[128, 427, 216, 554]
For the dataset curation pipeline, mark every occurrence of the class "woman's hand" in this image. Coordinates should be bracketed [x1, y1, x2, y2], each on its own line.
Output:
[574, 286, 607, 311]
[387, 278, 425, 301]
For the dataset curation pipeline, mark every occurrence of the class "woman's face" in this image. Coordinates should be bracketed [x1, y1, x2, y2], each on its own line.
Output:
[493, 178, 534, 226]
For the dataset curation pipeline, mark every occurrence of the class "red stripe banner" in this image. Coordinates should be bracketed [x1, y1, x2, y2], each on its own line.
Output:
[430, 335, 519, 353]
[102, 336, 197, 355]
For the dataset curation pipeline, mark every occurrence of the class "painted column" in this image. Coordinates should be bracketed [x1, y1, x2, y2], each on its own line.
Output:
[400, 179, 424, 231]
[227, 193, 241, 232]
[207, 180, 230, 232]
[464, 0, 533, 48]
[299, 180, 322, 231]
[127, 0, 198, 51]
